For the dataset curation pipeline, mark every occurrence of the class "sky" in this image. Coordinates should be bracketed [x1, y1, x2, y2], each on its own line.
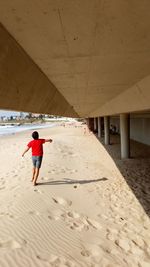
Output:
[0, 110, 23, 117]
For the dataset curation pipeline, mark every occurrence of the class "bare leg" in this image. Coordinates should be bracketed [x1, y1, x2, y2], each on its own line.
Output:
[33, 168, 40, 186]
[32, 167, 36, 182]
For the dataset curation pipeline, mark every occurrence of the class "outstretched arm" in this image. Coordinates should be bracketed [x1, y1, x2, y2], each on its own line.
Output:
[45, 139, 53, 143]
[22, 147, 30, 157]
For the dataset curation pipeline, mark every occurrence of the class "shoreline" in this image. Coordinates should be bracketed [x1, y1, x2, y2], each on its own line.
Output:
[0, 121, 58, 137]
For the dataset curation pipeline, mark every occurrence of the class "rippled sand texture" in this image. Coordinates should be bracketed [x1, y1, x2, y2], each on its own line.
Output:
[0, 123, 150, 267]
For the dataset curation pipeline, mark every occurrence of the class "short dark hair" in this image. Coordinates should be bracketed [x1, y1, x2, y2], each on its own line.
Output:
[32, 131, 39, 140]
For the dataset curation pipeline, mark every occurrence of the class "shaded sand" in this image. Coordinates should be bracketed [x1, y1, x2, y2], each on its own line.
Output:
[0, 124, 150, 267]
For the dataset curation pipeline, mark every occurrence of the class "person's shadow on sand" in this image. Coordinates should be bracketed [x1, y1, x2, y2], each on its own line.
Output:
[38, 177, 108, 186]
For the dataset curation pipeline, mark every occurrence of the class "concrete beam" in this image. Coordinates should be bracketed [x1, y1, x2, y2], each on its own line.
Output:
[90, 75, 150, 117]
[0, 24, 78, 117]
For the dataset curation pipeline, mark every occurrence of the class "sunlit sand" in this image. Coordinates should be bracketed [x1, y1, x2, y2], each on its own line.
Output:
[0, 123, 149, 267]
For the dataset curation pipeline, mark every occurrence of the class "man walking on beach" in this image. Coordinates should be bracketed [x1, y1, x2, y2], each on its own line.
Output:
[22, 131, 52, 186]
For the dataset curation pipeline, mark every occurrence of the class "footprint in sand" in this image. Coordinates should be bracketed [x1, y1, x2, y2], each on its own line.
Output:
[1, 180, 5, 185]
[36, 254, 76, 267]
[86, 218, 102, 230]
[70, 153, 78, 158]
[52, 197, 72, 206]
[115, 238, 131, 253]
[60, 210, 102, 232]
[36, 254, 51, 262]
[7, 213, 15, 219]
[60, 211, 89, 231]
[41, 177, 49, 181]
[81, 249, 91, 257]
[0, 212, 5, 217]
[48, 209, 63, 221]
[0, 186, 5, 190]
[69, 220, 89, 232]
[49, 170, 56, 174]
[48, 168, 66, 175]
[0, 212, 16, 219]
[51, 197, 102, 233]
[67, 211, 80, 219]
[28, 210, 40, 216]
[69, 217, 101, 232]
[0, 239, 27, 250]
[20, 166, 25, 169]
[34, 189, 42, 194]
[81, 244, 123, 266]
[81, 244, 103, 263]
[70, 169, 78, 174]
[62, 168, 78, 174]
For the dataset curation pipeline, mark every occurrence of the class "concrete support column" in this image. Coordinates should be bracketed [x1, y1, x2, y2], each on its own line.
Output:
[120, 113, 130, 159]
[88, 118, 94, 131]
[94, 117, 97, 131]
[104, 116, 110, 145]
[98, 117, 102, 138]
[86, 118, 90, 129]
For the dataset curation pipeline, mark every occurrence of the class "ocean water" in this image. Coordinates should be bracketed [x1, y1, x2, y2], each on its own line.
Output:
[0, 123, 56, 136]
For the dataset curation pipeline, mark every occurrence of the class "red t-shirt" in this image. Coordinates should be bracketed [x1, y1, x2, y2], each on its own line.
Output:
[27, 139, 45, 156]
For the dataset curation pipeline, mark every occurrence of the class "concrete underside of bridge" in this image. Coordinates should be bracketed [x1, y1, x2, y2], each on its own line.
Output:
[0, 1, 150, 118]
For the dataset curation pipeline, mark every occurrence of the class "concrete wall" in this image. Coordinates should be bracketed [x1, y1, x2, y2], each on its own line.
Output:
[110, 117, 120, 134]
[130, 117, 150, 146]
[110, 116, 150, 146]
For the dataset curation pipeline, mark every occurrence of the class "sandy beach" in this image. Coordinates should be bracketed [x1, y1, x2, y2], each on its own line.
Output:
[0, 123, 150, 267]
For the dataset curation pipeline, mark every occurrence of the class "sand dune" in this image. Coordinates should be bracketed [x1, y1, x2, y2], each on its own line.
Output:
[0, 124, 150, 267]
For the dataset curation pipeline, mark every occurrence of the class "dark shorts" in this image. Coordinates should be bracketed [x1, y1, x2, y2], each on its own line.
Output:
[32, 156, 43, 168]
